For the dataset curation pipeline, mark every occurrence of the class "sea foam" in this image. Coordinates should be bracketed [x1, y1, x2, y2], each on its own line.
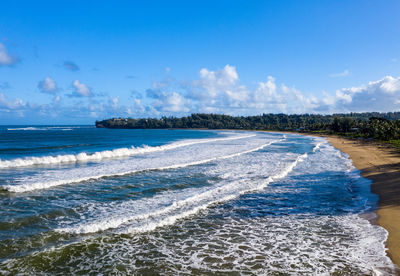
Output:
[3, 137, 280, 193]
[0, 134, 255, 169]
[57, 139, 305, 235]
[1, 133, 395, 275]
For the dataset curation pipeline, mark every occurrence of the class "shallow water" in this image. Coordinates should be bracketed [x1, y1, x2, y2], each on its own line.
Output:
[0, 126, 396, 274]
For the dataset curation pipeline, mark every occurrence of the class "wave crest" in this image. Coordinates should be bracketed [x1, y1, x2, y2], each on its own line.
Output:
[0, 134, 255, 169]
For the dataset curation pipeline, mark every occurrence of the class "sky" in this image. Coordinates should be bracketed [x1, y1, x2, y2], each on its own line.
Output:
[0, 0, 400, 124]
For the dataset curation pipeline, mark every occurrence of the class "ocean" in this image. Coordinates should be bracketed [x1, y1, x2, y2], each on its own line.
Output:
[0, 126, 396, 275]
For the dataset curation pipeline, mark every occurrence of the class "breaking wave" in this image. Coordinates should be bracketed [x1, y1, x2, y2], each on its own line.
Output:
[0, 134, 255, 169]
[3, 137, 279, 193]
[7, 126, 87, 131]
[57, 144, 307, 234]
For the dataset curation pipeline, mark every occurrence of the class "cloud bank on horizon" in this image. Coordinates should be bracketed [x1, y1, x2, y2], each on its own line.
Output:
[1, 63, 400, 124]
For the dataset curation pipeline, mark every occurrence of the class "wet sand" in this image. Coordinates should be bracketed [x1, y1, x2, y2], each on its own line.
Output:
[324, 136, 400, 266]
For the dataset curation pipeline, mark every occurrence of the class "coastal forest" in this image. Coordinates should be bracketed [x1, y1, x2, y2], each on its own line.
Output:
[96, 112, 400, 142]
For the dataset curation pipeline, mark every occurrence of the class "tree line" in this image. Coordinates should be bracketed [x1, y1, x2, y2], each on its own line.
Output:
[96, 112, 400, 141]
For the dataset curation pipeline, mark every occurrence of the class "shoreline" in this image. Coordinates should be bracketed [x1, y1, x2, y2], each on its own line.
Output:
[259, 129, 400, 266]
[90, 127, 400, 266]
[222, 128, 400, 266]
[315, 134, 400, 267]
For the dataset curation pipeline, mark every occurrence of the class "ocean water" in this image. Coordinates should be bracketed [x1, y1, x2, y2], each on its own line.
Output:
[0, 126, 396, 275]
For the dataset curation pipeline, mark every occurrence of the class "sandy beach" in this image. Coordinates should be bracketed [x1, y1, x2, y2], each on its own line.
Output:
[324, 136, 400, 266]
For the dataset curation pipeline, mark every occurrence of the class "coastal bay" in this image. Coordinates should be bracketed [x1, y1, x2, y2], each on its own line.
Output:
[0, 127, 395, 274]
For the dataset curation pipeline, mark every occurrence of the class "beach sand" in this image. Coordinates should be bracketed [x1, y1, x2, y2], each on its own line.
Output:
[325, 136, 400, 266]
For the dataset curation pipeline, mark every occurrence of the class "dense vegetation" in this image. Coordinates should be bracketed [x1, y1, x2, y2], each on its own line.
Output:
[96, 112, 400, 142]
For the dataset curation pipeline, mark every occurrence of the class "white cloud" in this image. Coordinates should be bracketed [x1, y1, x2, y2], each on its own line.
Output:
[379, 76, 400, 94]
[196, 64, 239, 98]
[252, 76, 280, 109]
[0, 91, 136, 123]
[188, 65, 252, 112]
[109, 96, 119, 109]
[147, 89, 190, 113]
[245, 77, 319, 114]
[329, 69, 350, 78]
[327, 75, 400, 112]
[281, 84, 319, 113]
[53, 95, 61, 104]
[146, 66, 400, 115]
[254, 76, 277, 101]
[0, 93, 25, 109]
[3, 64, 400, 123]
[335, 89, 352, 104]
[38, 77, 58, 94]
[189, 65, 321, 114]
[132, 98, 145, 113]
[144, 65, 321, 115]
[0, 43, 18, 66]
[72, 80, 92, 97]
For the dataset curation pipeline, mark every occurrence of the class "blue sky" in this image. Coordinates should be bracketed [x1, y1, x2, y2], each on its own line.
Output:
[1, 0, 399, 124]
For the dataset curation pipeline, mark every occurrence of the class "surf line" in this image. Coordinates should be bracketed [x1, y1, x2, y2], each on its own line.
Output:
[119, 150, 309, 235]
[0, 134, 257, 169]
[4, 138, 284, 193]
[58, 142, 311, 235]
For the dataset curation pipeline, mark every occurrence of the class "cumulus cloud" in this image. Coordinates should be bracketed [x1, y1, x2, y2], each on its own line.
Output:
[38, 77, 58, 94]
[2, 64, 325, 121]
[146, 89, 190, 113]
[185, 65, 317, 114]
[141, 65, 400, 115]
[109, 96, 119, 109]
[195, 64, 240, 98]
[380, 76, 400, 93]
[63, 61, 80, 71]
[3, 63, 400, 124]
[330, 69, 350, 78]
[71, 80, 92, 97]
[0, 43, 18, 66]
[134, 65, 319, 115]
[159, 92, 189, 112]
[0, 93, 25, 110]
[185, 65, 249, 113]
[328, 75, 400, 112]
[132, 98, 145, 113]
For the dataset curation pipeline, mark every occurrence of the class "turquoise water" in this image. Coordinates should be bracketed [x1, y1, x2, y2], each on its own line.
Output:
[0, 127, 396, 274]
